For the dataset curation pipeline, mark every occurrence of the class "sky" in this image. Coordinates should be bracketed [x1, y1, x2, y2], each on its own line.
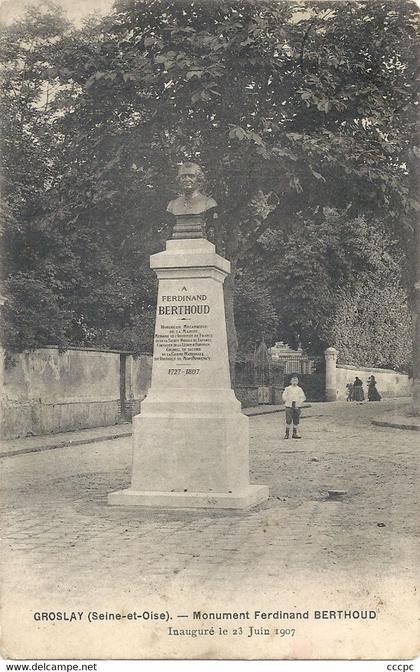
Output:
[0, 0, 115, 25]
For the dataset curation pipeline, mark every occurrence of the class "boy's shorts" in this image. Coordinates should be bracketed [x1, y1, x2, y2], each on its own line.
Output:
[286, 407, 301, 425]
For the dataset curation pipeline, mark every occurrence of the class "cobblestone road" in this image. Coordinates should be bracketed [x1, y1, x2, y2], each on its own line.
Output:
[1, 400, 419, 658]
[1, 400, 418, 594]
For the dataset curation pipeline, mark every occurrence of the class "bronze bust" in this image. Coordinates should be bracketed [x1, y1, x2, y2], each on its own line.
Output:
[167, 163, 217, 239]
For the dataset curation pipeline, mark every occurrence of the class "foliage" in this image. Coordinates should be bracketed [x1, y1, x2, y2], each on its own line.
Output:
[0, 0, 418, 362]
[234, 272, 278, 354]
[0, 3, 70, 223]
[250, 211, 410, 358]
[0, 273, 72, 352]
[327, 284, 413, 371]
[0, 2, 162, 352]
[88, 309, 157, 353]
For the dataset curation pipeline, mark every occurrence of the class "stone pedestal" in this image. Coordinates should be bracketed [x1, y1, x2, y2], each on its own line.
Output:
[324, 347, 338, 402]
[108, 238, 269, 509]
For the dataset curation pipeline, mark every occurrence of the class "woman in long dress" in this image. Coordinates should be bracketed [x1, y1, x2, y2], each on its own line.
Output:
[367, 375, 382, 401]
[352, 377, 365, 402]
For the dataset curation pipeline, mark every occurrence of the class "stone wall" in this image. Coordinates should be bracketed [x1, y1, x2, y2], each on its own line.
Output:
[336, 364, 411, 400]
[3, 347, 408, 438]
[234, 385, 284, 407]
[234, 385, 259, 407]
[129, 354, 153, 404]
[1, 347, 152, 439]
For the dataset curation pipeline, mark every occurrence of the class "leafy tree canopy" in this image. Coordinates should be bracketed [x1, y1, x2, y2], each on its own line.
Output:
[245, 209, 412, 368]
[1, 0, 418, 365]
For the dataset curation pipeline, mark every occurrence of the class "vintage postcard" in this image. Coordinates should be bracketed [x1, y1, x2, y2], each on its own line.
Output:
[0, 0, 419, 662]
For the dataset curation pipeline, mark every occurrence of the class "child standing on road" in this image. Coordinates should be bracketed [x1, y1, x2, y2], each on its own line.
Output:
[282, 375, 306, 439]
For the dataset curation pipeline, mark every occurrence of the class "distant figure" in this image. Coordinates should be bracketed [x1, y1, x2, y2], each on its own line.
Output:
[367, 375, 382, 401]
[282, 374, 306, 439]
[352, 376, 365, 402]
[346, 382, 354, 402]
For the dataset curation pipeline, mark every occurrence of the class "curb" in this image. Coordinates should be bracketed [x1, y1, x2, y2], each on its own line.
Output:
[0, 404, 312, 459]
[0, 431, 133, 460]
[245, 404, 311, 416]
[371, 419, 420, 432]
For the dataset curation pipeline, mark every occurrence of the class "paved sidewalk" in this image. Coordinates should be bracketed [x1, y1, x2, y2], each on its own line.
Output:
[0, 422, 133, 459]
[0, 403, 311, 459]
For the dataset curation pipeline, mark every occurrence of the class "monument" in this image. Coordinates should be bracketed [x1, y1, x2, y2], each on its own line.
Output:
[108, 163, 269, 509]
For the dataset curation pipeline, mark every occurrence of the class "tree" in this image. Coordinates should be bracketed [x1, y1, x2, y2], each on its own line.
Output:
[1, 0, 418, 366]
[248, 211, 411, 359]
[53, 0, 419, 355]
[234, 272, 278, 354]
[0, 3, 163, 352]
[327, 283, 413, 370]
[0, 3, 76, 351]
